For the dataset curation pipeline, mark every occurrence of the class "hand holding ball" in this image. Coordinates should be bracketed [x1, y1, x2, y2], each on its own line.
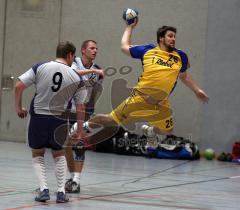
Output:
[122, 8, 138, 25]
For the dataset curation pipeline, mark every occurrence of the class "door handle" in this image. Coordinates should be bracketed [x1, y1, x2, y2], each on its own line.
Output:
[2, 75, 14, 91]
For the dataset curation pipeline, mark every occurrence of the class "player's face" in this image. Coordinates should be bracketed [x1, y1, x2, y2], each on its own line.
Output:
[163, 31, 176, 51]
[82, 42, 98, 61]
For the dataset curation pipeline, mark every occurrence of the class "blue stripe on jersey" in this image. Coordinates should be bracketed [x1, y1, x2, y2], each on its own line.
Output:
[169, 49, 189, 94]
[92, 64, 101, 69]
[129, 44, 155, 60]
[174, 49, 188, 72]
[72, 69, 82, 81]
[93, 64, 104, 80]
[29, 94, 37, 115]
[32, 62, 48, 74]
[66, 100, 73, 110]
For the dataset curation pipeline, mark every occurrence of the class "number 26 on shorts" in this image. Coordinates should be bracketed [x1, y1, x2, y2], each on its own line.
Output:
[165, 118, 173, 129]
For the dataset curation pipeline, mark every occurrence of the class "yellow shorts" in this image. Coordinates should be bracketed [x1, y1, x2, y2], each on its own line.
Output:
[110, 94, 173, 132]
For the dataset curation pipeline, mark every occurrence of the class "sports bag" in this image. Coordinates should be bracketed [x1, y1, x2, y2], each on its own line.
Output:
[146, 135, 200, 160]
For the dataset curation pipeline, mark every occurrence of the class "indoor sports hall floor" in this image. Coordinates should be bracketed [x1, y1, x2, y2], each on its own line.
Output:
[0, 141, 239, 210]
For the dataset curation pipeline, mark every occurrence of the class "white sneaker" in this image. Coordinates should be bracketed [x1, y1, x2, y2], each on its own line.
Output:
[141, 125, 155, 137]
[141, 125, 158, 148]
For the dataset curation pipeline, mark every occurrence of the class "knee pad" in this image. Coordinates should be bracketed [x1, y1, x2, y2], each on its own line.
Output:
[72, 141, 85, 161]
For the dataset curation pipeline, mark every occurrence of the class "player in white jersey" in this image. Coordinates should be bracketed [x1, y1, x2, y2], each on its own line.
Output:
[15, 41, 87, 203]
[65, 40, 104, 193]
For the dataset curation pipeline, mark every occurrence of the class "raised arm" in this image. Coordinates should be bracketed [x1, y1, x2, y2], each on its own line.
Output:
[179, 72, 209, 103]
[76, 68, 104, 78]
[121, 19, 138, 56]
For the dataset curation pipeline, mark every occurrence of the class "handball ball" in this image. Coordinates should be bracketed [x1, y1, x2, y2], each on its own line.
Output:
[122, 8, 138, 25]
[203, 148, 215, 160]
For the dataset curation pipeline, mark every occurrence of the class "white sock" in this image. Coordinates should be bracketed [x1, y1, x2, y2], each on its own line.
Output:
[54, 156, 67, 193]
[73, 172, 81, 185]
[32, 156, 48, 191]
[67, 172, 74, 180]
[148, 126, 155, 136]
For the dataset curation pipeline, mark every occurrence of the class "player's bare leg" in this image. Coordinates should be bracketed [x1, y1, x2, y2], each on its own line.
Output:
[86, 114, 119, 129]
[65, 140, 84, 193]
[83, 114, 120, 146]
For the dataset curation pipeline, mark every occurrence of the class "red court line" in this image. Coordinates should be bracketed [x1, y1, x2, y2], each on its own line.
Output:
[4, 173, 239, 209]
[4, 194, 206, 210]
[5, 203, 49, 210]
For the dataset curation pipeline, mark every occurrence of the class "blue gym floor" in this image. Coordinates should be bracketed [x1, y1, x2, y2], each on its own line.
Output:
[0, 141, 239, 210]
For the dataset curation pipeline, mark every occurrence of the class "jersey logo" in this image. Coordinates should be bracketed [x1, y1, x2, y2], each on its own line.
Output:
[153, 55, 179, 68]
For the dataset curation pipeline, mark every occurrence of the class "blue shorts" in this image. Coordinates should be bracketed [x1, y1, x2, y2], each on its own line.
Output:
[28, 114, 68, 150]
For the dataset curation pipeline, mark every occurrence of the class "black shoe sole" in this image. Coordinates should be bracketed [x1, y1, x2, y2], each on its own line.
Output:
[56, 199, 69, 203]
[35, 197, 50, 202]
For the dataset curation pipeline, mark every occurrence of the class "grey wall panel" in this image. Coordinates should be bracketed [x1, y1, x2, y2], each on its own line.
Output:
[200, 0, 240, 152]
[0, 0, 61, 141]
[0, 0, 5, 70]
[0, 0, 211, 145]
[60, 0, 208, 140]
[0, 0, 6, 123]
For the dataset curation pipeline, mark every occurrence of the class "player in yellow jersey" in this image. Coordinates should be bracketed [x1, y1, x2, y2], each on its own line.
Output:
[111, 20, 209, 136]
[70, 19, 209, 146]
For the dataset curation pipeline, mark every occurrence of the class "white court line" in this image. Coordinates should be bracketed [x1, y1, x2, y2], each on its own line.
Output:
[230, 175, 240, 179]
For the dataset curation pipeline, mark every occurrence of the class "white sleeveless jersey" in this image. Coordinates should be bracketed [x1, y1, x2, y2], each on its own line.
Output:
[70, 57, 103, 112]
[18, 61, 88, 115]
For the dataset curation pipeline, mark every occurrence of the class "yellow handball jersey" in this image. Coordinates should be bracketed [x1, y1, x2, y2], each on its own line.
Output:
[129, 44, 189, 101]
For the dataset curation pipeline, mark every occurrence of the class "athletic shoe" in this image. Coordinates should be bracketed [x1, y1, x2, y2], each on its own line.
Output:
[35, 189, 50, 202]
[65, 178, 73, 191]
[65, 180, 80, 193]
[141, 125, 155, 137]
[56, 192, 69, 203]
[218, 152, 227, 161]
[142, 125, 160, 149]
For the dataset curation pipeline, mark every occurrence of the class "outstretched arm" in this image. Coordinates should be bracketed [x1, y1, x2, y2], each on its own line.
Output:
[76, 69, 104, 78]
[15, 80, 28, 118]
[179, 72, 209, 103]
[121, 19, 138, 56]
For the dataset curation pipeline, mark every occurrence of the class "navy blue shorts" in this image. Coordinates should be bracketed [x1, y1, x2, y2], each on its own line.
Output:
[28, 114, 68, 150]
